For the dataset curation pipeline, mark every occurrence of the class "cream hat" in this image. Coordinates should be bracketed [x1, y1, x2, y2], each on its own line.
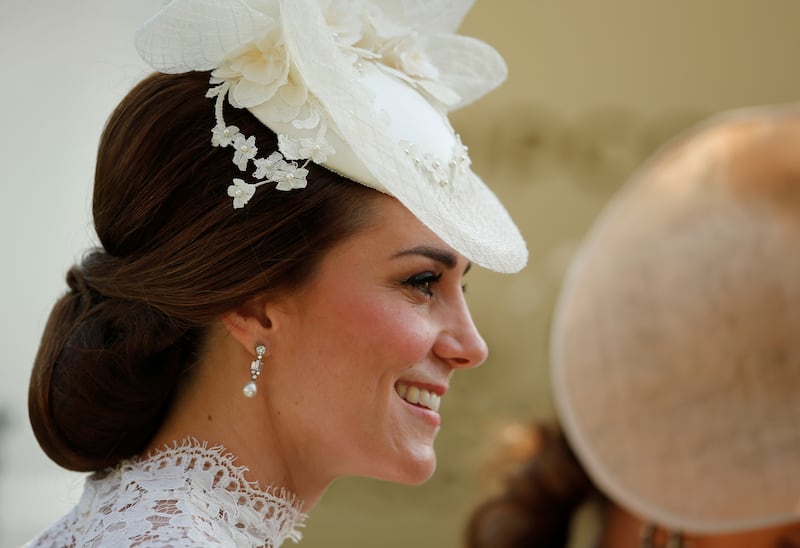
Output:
[134, 0, 527, 273]
[551, 104, 800, 533]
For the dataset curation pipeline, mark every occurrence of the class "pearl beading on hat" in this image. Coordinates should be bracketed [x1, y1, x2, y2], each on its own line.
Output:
[400, 135, 471, 188]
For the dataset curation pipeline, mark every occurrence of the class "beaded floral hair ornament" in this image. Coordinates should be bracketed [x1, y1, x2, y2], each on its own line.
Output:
[135, 0, 527, 273]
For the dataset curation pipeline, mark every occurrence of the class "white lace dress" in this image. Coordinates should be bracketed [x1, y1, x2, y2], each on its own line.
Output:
[24, 439, 307, 547]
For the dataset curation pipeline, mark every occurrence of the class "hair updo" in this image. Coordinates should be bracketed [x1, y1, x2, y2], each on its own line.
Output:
[29, 71, 377, 472]
[466, 421, 599, 548]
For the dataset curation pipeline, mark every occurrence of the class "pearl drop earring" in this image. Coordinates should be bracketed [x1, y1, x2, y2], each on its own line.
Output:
[242, 344, 266, 398]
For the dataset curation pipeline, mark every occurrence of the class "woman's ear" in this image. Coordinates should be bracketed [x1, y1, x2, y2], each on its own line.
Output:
[221, 299, 273, 353]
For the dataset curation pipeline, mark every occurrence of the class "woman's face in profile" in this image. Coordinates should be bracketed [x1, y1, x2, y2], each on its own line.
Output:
[263, 195, 488, 485]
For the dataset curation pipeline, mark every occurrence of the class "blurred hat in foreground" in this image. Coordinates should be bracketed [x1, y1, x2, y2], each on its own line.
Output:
[552, 104, 800, 534]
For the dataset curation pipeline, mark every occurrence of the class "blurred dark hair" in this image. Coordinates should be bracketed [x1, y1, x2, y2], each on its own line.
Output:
[466, 421, 599, 548]
[29, 71, 378, 472]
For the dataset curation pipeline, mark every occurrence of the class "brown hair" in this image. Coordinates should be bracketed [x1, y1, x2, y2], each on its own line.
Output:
[29, 71, 378, 472]
[465, 421, 599, 548]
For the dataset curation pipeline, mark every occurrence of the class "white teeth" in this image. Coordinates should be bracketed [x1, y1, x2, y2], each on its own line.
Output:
[419, 390, 431, 408]
[395, 383, 441, 413]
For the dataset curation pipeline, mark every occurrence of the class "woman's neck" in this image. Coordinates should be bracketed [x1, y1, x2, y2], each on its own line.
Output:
[144, 329, 331, 511]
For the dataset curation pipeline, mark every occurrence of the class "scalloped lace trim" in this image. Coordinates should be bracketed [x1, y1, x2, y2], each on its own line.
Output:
[25, 438, 307, 547]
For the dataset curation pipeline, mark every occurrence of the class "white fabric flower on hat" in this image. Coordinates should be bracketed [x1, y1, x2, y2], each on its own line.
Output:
[273, 164, 309, 191]
[358, 3, 408, 50]
[300, 137, 335, 164]
[339, 5, 463, 106]
[323, 0, 366, 49]
[213, 26, 291, 109]
[227, 178, 257, 209]
[253, 151, 290, 179]
[232, 135, 258, 170]
[276, 132, 333, 164]
[378, 34, 460, 105]
[381, 35, 439, 81]
[211, 123, 241, 147]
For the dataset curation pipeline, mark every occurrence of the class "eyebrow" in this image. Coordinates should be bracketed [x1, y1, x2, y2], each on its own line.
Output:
[392, 246, 472, 273]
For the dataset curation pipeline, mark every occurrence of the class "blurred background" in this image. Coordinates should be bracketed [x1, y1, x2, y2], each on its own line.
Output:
[0, 1, 798, 546]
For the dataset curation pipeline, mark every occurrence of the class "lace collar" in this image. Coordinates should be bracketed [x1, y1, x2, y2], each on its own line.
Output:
[114, 438, 307, 547]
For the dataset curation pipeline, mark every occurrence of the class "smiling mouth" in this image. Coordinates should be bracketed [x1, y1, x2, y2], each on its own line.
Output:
[395, 382, 441, 413]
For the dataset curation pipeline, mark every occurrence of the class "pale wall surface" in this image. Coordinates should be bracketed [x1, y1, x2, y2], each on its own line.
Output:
[1, 1, 798, 547]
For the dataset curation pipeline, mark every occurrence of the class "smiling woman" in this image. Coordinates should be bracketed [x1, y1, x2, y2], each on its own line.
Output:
[23, 0, 526, 546]
[230, 196, 489, 489]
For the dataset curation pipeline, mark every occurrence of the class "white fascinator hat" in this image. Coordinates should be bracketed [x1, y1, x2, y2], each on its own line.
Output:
[551, 104, 800, 533]
[135, 0, 527, 273]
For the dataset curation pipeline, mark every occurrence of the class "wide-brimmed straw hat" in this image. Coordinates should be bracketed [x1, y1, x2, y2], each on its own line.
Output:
[551, 104, 800, 533]
[134, 0, 527, 273]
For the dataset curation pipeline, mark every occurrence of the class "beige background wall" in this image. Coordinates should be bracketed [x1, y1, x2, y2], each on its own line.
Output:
[1, 1, 798, 546]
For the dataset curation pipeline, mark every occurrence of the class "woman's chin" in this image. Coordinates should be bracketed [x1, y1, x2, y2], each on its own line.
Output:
[356, 447, 437, 485]
[388, 450, 438, 485]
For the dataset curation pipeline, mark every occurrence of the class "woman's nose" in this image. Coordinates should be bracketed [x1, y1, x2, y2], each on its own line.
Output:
[433, 303, 489, 369]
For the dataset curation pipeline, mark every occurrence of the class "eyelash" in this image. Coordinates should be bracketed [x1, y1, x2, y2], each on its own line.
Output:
[402, 271, 443, 297]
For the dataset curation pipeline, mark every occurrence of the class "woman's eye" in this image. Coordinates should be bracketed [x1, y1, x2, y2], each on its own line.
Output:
[402, 272, 442, 297]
